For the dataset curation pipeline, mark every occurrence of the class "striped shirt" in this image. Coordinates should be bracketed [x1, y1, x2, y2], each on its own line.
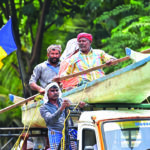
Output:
[64, 49, 116, 82]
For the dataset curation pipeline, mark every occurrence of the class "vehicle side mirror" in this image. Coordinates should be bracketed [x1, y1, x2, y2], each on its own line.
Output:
[84, 146, 94, 150]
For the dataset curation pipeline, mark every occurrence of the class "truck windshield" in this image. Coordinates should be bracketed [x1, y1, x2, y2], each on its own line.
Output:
[102, 119, 150, 150]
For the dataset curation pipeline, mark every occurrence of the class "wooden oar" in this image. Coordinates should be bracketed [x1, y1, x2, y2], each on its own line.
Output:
[53, 48, 150, 82]
[54, 56, 129, 82]
[142, 48, 150, 53]
[0, 93, 40, 114]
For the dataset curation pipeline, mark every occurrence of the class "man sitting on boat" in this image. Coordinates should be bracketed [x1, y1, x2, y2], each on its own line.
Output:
[54, 32, 117, 88]
[29, 44, 61, 94]
[40, 82, 85, 149]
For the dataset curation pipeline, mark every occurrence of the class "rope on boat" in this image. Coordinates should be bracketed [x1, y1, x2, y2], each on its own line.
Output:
[81, 83, 88, 102]
[61, 103, 80, 150]
[11, 102, 39, 150]
[61, 83, 88, 150]
[61, 109, 70, 150]
[11, 106, 28, 150]
[146, 97, 150, 104]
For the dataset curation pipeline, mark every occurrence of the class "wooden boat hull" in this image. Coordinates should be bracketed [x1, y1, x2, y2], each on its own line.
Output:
[21, 56, 150, 127]
[62, 56, 150, 104]
[22, 100, 46, 128]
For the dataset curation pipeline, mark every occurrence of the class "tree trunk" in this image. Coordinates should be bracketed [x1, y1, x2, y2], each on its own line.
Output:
[10, 0, 53, 97]
[29, 0, 52, 73]
[10, 0, 28, 97]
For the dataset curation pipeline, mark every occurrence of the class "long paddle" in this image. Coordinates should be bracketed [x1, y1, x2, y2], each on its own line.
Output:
[0, 93, 40, 114]
[53, 56, 129, 82]
[53, 48, 150, 82]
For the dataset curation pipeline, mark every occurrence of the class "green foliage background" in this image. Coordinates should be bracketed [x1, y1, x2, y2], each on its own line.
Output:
[0, 0, 150, 128]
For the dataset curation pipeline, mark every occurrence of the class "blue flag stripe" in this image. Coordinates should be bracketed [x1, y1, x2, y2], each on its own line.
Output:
[0, 18, 17, 55]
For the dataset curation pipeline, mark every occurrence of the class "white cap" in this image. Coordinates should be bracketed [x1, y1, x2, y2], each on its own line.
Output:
[43, 82, 62, 103]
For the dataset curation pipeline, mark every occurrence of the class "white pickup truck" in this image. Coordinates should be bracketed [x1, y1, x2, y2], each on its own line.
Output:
[64, 104, 150, 150]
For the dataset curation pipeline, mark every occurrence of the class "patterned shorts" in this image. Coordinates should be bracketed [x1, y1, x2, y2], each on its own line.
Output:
[48, 129, 77, 150]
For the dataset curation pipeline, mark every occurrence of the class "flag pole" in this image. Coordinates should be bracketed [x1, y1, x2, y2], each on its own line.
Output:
[11, 17, 26, 98]
[16, 50, 26, 98]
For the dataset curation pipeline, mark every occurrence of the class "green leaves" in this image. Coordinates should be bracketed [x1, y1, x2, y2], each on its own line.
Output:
[22, 3, 38, 16]
[91, 0, 150, 66]
[0, 86, 9, 95]
[0, 52, 23, 96]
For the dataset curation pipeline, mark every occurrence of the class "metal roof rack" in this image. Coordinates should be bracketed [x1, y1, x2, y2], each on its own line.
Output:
[85, 103, 150, 110]
[0, 127, 49, 150]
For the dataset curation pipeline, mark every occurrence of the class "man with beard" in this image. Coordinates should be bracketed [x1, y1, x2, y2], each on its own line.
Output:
[56, 33, 117, 87]
[29, 45, 61, 94]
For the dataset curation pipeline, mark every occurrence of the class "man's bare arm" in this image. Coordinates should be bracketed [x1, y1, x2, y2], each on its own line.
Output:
[30, 82, 45, 94]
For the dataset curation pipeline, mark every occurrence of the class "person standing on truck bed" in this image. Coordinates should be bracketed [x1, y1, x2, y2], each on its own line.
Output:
[29, 45, 61, 94]
[40, 82, 85, 149]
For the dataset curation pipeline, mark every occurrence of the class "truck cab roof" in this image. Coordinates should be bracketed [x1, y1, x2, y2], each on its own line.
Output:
[79, 109, 150, 122]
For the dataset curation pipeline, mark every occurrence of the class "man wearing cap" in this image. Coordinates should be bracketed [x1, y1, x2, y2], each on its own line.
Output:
[29, 44, 61, 93]
[59, 32, 116, 86]
[40, 82, 85, 149]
